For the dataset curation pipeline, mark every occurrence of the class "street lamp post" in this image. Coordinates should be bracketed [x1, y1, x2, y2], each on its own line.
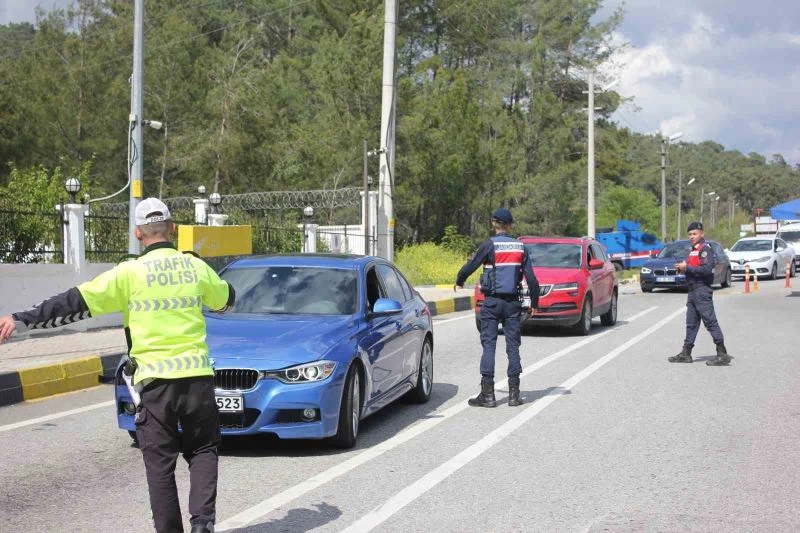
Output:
[676, 173, 695, 239]
[661, 131, 683, 242]
[585, 74, 618, 238]
[700, 190, 715, 224]
[302, 205, 314, 253]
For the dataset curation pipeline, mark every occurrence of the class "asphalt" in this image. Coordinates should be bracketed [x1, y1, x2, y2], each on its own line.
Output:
[0, 286, 475, 407]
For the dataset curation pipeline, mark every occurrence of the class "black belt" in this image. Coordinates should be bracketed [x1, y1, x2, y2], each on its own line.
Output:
[488, 294, 520, 302]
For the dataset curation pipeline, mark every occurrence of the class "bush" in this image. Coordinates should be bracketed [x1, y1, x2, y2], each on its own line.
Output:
[395, 242, 480, 286]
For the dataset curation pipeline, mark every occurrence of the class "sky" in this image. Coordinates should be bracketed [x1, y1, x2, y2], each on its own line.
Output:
[595, 0, 800, 165]
[2, 0, 799, 164]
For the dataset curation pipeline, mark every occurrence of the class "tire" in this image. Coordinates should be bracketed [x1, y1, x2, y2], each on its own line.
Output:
[770, 262, 778, 280]
[721, 267, 732, 288]
[792, 262, 797, 278]
[574, 297, 592, 336]
[475, 315, 481, 332]
[600, 290, 617, 326]
[405, 337, 433, 404]
[613, 262, 623, 272]
[641, 285, 653, 293]
[332, 364, 361, 449]
[128, 430, 138, 446]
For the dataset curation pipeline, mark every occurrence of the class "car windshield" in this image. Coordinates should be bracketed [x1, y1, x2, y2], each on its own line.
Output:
[731, 240, 771, 252]
[658, 243, 692, 259]
[220, 266, 358, 315]
[525, 243, 582, 268]
[777, 230, 800, 243]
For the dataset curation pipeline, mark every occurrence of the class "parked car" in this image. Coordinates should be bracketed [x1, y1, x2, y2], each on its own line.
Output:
[728, 236, 796, 279]
[115, 254, 434, 449]
[474, 236, 618, 335]
[640, 240, 731, 292]
[775, 222, 800, 269]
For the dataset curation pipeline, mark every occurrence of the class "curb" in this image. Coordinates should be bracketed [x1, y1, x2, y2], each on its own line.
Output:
[0, 296, 478, 408]
[0, 353, 123, 408]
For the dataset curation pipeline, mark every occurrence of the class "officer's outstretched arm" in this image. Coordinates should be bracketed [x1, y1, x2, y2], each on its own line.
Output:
[455, 240, 492, 287]
[523, 257, 540, 309]
[11, 287, 92, 332]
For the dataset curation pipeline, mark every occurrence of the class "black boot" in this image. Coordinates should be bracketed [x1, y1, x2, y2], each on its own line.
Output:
[706, 343, 731, 366]
[468, 376, 497, 408]
[508, 376, 522, 407]
[190, 521, 214, 533]
[668, 345, 693, 363]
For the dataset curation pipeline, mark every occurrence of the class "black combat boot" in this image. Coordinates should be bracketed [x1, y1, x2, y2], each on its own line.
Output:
[468, 376, 497, 408]
[668, 345, 693, 363]
[706, 343, 731, 366]
[508, 376, 523, 407]
[190, 521, 214, 533]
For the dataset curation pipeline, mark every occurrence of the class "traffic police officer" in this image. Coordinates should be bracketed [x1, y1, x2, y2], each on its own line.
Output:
[0, 198, 235, 533]
[455, 208, 538, 407]
[669, 221, 731, 366]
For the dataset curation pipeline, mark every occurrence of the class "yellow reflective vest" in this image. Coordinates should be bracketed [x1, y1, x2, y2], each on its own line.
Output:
[77, 243, 230, 384]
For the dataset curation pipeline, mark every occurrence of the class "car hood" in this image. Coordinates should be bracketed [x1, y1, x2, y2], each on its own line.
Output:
[203, 313, 354, 367]
[525, 268, 583, 285]
[727, 250, 774, 262]
[641, 258, 683, 270]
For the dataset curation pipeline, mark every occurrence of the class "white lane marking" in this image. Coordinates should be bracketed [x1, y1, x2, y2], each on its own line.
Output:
[0, 400, 115, 433]
[339, 306, 684, 533]
[217, 307, 658, 531]
[434, 313, 473, 325]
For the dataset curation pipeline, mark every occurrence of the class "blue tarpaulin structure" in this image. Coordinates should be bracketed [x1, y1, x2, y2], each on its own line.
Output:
[770, 198, 800, 221]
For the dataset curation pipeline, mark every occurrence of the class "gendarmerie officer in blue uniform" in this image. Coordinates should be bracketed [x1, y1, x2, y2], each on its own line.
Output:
[455, 208, 539, 407]
[670, 221, 731, 366]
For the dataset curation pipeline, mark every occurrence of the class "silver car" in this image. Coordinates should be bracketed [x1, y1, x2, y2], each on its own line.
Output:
[728, 236, 796, 279]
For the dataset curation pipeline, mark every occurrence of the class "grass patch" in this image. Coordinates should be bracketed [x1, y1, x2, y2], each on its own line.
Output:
[395, 242, 481, 286]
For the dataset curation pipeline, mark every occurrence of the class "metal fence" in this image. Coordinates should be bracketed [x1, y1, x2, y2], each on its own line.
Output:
[0, 208, 63, 263]
[85, 213, 129, 263]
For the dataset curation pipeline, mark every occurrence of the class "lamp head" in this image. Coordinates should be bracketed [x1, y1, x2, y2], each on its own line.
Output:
[303, 206, 314, 218]
[209, 192, 222, 206]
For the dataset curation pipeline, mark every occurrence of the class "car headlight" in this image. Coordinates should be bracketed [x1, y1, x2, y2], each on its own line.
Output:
[752, 256, 772, 263]
[552, 282, 579, 290]
[264, 361, 336, 384]
[641, 267, 652, 274]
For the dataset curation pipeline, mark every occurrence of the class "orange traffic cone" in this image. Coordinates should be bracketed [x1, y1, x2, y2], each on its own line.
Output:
[744, 265, 751, 294]
[786, 260, 792, 289]
[754, 270, 760, 292]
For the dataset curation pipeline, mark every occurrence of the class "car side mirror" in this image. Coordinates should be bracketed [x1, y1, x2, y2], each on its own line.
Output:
[370, 298, 402, 317]
[588, 258, 604, 270]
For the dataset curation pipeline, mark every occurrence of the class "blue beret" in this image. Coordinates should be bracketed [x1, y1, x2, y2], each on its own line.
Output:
[492, 208, 513, 224]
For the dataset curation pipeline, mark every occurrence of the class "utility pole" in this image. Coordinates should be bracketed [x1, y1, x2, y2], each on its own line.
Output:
[587, 71, 596, 238]
[700, 187, 704, 223]
[676, 169, 682, 240]
[377, 0, 397, 262]
[363, 140, 370, 256]
[128, 0, 144, 255]
[660, 139, 667, 243]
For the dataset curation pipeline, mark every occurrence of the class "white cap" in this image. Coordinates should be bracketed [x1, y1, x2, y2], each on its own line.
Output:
[135, 198, 171, 226]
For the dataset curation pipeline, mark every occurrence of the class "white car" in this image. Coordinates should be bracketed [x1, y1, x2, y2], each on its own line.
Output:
[776, 222, 800, 269]
[728, 236, 796, 279]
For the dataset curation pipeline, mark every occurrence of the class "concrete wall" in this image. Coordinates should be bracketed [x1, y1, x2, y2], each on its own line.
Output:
[0, 263, 122, 334]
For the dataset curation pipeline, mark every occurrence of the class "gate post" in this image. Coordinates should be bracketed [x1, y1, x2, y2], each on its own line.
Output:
[61, 203, 87, 272]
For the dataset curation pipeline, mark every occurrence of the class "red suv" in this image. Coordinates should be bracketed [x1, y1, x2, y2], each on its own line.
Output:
[474, 236, 618, 335]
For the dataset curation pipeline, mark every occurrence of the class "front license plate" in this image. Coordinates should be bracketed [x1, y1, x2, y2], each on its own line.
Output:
[656, 276, 675, 282]
[216, 395, 243, 412]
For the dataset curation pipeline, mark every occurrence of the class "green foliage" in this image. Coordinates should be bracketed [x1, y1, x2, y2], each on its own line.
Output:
[440, 225, 473, 257]
[394, 242, 479, 286]
[596, 185, 660, 232]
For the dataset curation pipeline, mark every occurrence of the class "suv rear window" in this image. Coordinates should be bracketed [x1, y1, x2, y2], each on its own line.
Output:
[777, 230, 800, 243]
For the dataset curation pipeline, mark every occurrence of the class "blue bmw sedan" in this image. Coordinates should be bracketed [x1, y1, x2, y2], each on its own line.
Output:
[639, 240, 732, 292]
[115, 254, 434, 448]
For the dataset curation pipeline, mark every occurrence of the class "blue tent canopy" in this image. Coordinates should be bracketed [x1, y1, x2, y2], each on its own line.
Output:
[770, 198, 800, 221]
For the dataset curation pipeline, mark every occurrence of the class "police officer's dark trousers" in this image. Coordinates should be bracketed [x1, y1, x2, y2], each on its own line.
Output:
[684, 284, 724, 347]
[136, 376, 220, 533]
[479, 295, 523, 377]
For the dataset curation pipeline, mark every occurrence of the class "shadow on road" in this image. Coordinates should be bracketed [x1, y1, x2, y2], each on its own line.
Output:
[219, 382, 459, 457]
[225, 502, 341, 532]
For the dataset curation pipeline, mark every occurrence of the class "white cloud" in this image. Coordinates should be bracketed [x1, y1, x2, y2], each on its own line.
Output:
[603, 5, 800, 164]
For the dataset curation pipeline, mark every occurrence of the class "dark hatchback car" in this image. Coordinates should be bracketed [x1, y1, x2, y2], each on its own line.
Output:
[639, 239, 732, 292]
